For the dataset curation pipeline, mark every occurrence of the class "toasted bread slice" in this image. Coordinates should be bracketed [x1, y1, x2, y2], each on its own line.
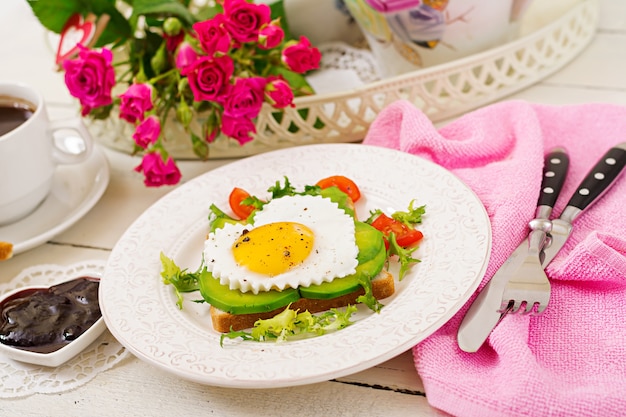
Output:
[0, 241, 13, 261]
[210, 270, 395, 333]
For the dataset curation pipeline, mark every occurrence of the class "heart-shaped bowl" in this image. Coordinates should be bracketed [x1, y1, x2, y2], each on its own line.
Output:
[0, 274, 105, 367]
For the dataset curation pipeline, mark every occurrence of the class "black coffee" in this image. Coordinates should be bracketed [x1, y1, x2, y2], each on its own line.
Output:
[0, 96, 36, 137]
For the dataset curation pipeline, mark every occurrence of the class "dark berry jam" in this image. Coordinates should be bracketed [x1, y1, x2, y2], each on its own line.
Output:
[0, 277, 101, 353]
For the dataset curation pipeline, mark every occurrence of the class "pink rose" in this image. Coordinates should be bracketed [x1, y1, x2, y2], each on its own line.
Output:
[132, 115, 161, 149]
[264, 76, 294, 109]
[134, 152, 182, 187]
[119, 83, 154, 123]
[63, 45, 115, 116]
[258, 23, 284, 50]
[281, 36, 321, 73]
[223, 0, 271, 43]
[221, 114, 256, 145]
[193, 15, 231, 56]
[221, 77, 267, 119]
[183, 55, 234, 102]
[175, 42, 199, 70]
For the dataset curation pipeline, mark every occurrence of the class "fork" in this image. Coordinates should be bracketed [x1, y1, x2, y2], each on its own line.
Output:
[499, 220, 552, 315]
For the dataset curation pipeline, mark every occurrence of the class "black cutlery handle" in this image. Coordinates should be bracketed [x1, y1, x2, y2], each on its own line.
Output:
[537, 148, 569, 208]
[567, 142, 626, 211]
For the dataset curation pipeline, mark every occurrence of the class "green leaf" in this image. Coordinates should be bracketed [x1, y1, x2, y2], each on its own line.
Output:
[387, 233, 420, 281]
[26, 0, 131, 46]
[193, 4, 223, 22]
[27, 0, 85, 33]
[93, 3, 133, 46]
[268, 0, 292, 40]
[132, 0, 197, 26]
[190, 132, 210, 160]
[208, 204, 243, 233]
[356, 274, 384, 313]
[160, 252, 202, 309]
[267, 66, 311, 94]
[251, 307, 298, 341]
[220, 304, 358, 344]
[267, 176, 296, 199]
[391, 200, 426, 226]
[220, 330, 254, 347]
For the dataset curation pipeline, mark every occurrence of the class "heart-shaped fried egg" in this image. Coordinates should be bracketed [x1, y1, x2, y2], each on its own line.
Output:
[204, 194, 359, 294]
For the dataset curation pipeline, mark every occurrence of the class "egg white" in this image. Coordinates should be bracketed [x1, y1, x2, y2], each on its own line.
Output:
[204, 194, 359, 294]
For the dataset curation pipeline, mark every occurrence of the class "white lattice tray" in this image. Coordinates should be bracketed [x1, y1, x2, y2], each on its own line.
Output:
[92, 0, 599, 159]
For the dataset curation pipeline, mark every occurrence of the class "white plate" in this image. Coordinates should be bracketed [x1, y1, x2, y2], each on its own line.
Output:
[100, 144, 491, 388]
[0, 145, 109, 254]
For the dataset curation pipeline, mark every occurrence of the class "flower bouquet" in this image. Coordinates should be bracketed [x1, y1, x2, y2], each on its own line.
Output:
[28, 0, 321, 186]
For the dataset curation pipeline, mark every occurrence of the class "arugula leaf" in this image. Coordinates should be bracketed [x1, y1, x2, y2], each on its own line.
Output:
[160, 252, 202, 309]
[268, 176, 296, 199]
[240, 195, 266, 211]
[303, 184, 322, 195]
[391, 200, 426, 226]
[208, 203, 243, 232]
[220, 304, 358, 344]
[387, 233, 420, 280]
[364, 208, 382, 224]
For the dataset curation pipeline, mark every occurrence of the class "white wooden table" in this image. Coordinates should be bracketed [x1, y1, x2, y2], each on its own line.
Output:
[1, 1, 625, 415]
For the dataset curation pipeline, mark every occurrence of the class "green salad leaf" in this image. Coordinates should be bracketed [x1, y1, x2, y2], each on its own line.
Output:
[268, 176, 297, 199]
[220, 304, 358, 345]
[208, 203, 244, 232]
[387, 233, 420, 280]
[391, 200, 426, 226]
[356, 273, 384, 313]
[160, 252, 202, 309]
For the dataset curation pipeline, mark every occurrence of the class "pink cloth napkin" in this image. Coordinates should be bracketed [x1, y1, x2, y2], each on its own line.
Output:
[362, 100, 626, 417]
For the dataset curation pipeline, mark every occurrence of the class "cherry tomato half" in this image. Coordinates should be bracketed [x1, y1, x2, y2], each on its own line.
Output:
[228, 187, 256, 220]
[316, 175, 361, 202]
[370, 213, 424, 247]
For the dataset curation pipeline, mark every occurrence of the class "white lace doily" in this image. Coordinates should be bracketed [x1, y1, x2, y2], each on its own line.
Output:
[317, 41, 381, 84]
[305, 41, 381, 95]
[0, 260, 130, 398]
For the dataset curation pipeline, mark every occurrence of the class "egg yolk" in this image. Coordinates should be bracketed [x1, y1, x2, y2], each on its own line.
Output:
[232, 222, 315, 276]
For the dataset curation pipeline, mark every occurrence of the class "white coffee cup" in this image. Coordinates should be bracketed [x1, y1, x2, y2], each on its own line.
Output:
[0, 82, 94, 225]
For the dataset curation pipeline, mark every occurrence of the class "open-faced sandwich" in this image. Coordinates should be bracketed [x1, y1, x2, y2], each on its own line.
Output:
[161, 176, 425, 342]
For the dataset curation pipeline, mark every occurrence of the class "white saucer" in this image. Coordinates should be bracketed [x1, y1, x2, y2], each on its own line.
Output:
[0, 145, 110, 254]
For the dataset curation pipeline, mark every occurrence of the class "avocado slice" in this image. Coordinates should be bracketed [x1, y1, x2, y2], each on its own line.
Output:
[299, 221, 387, 300]
[198, 268, 300, 315]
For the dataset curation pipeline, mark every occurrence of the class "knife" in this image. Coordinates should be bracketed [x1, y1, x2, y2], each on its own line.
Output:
[542, 142, 626, 266]
[457, 148, 569, 353]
